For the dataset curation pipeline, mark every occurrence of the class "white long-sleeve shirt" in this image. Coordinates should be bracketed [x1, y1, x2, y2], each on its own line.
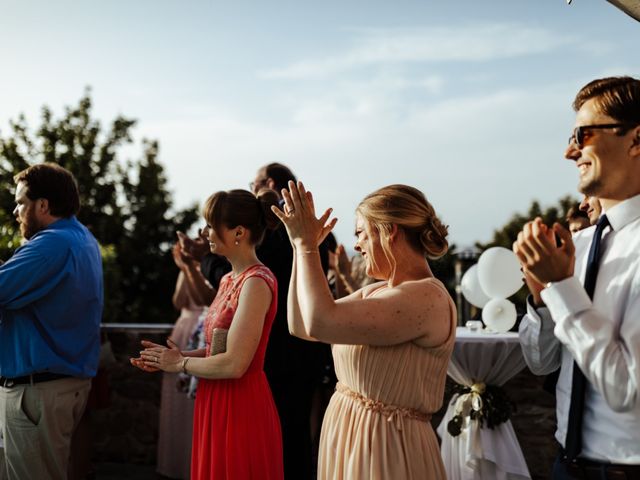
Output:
[519, 193, 640, 464]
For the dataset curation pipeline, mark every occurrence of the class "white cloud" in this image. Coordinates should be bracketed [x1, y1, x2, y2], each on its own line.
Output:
[260, 24, 583, 79]
[138, 78, 581, 249]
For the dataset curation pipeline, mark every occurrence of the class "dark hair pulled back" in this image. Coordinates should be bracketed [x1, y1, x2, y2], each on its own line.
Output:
[203, 188, 280, 245]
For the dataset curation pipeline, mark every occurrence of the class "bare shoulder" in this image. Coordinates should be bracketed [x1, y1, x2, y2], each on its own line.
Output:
[372, 276, 453, 345]
[392, 277, 452, 303]
[239, 276, 272, 303]
[403, 277, 454, 348]
[359, 280, 387, 298]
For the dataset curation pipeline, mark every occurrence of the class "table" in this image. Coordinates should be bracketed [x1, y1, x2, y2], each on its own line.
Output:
[437, 326, 531, 480]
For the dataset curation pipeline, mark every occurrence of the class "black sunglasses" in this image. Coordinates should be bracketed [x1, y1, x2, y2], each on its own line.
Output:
[568, 123, 630, 148]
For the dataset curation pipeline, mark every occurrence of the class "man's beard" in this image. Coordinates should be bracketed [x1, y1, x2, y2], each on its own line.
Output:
[579, 177, 602, 197]
[20, 217, 42, 240]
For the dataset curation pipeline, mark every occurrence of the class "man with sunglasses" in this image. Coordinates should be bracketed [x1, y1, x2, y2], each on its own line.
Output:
[514, 76, 640, 479]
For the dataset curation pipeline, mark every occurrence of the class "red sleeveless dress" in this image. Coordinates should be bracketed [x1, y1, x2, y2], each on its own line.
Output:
[191, 264, 284, 480]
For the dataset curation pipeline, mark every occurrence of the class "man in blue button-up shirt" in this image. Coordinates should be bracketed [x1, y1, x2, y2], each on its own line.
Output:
[0, 163, 103, 480]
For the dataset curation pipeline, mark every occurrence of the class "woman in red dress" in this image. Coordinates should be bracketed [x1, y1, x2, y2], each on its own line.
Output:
[132, 189, 284, 480]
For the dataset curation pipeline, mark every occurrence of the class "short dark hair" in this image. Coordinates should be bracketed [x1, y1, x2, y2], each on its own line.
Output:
[573, 76, 640, 128]
[14, 163, 80, 217]
[324, 231, 337, 253]
[566, 203, 589, 222]
[263, 163, 297, 192]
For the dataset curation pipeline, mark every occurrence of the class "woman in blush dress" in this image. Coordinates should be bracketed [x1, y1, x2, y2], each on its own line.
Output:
[133, 189, 284, 480]
[155, 245, 206, 479]
[273, 182, 456, 480]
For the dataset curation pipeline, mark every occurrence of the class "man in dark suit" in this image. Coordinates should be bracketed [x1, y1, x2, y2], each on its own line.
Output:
[250, 163, 331, 479]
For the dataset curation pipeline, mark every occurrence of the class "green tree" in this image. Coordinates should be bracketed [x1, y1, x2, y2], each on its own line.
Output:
[0, 90, 199, 323]
[478, 195, 577, 251]
[430, 245, 458, 299]
[475, 195, 578, 310]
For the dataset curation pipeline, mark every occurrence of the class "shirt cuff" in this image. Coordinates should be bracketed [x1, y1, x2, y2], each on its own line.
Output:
[525, 295, 554, 330]
[540, 276, 591, 323]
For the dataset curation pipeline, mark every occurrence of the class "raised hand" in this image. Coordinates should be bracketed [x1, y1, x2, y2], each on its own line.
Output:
[271, 180, 337, 250]
[513, 217, 575, 286]
[336, 244, 352, 276]
[172, 242, 190, 270]
[177, 230, 210, 262]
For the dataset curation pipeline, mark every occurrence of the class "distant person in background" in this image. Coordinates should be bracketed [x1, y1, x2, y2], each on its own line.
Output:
[565, 203, 590, 233]
[579, 194, 602, 225]
[275, 182, 456, 479]
[542, 202, 593, 395]
[325, 233, 376, 299]
[324, 231, 340, 296]
[0, 163, 103, 480]
[133, 189, 284, 480]
[250, 163, 331, 479]
[155, 244, 207, 480]
[172, 237, 231, 401]
[333, 244, 377, 296]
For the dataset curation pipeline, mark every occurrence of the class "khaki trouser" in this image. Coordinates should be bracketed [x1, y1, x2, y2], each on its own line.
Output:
[0, 446, 7, 480]
[0, 377, 91, 480]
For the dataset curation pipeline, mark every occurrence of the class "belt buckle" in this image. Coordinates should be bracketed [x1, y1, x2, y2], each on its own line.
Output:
[562, 457, 584, 478]
[1, 377, 14, 388]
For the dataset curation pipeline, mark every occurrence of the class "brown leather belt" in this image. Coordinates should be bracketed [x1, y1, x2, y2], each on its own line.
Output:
[0, 373, 71, 388]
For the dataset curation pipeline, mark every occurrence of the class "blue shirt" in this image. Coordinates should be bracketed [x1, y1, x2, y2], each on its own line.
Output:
[0, 216, 103, 378]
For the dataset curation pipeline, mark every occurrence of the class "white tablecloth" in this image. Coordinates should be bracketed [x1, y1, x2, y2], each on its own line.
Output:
[437, 326, 531, 480]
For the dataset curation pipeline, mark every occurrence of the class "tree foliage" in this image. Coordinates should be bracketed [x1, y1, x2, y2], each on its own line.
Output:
[477, 195, 577, 251]
[475, 195, 579, 310]
[0, 90, 199, 323]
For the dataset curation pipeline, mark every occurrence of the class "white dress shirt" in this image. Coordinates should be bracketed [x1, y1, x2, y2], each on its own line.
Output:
[519, 193, 640, 464]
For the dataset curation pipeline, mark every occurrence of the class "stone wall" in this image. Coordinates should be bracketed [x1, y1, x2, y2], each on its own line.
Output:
[90, 331, 166, 466]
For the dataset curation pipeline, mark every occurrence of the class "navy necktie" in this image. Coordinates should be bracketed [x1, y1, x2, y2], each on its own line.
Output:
[565, 214, 610, 460]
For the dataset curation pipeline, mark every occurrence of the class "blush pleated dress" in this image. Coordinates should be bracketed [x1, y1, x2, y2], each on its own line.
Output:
[318, 278, 456, 480]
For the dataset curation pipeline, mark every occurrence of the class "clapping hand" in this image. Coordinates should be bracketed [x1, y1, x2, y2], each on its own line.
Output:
[130, 339, 167, 372]
[271, 181, 337, 250]
[177, 230, 209, 262]
[336, 244, 351, 276]
[512, 217, 575, 286]
[172, 242, 192, 270]
[131, 338, 184, 373]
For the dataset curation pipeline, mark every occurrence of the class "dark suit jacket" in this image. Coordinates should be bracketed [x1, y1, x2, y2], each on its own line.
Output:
[257, 225, 331, 382]
[200, 225, 331, 382]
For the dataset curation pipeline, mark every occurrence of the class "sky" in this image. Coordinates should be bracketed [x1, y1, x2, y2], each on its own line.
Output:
[1, 0, 639, 251]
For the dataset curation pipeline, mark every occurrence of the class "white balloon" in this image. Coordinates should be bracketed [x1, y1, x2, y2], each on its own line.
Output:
[460, 264, 490, 308]
[477, 247, 523, 298]
[482, 298, 517, 333]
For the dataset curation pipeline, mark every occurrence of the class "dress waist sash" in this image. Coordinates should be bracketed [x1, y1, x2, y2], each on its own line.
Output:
[335, 382, 431, 429]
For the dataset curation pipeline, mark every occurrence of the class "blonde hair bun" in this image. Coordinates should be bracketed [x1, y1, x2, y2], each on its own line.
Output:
[357, 184, 449, 260]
